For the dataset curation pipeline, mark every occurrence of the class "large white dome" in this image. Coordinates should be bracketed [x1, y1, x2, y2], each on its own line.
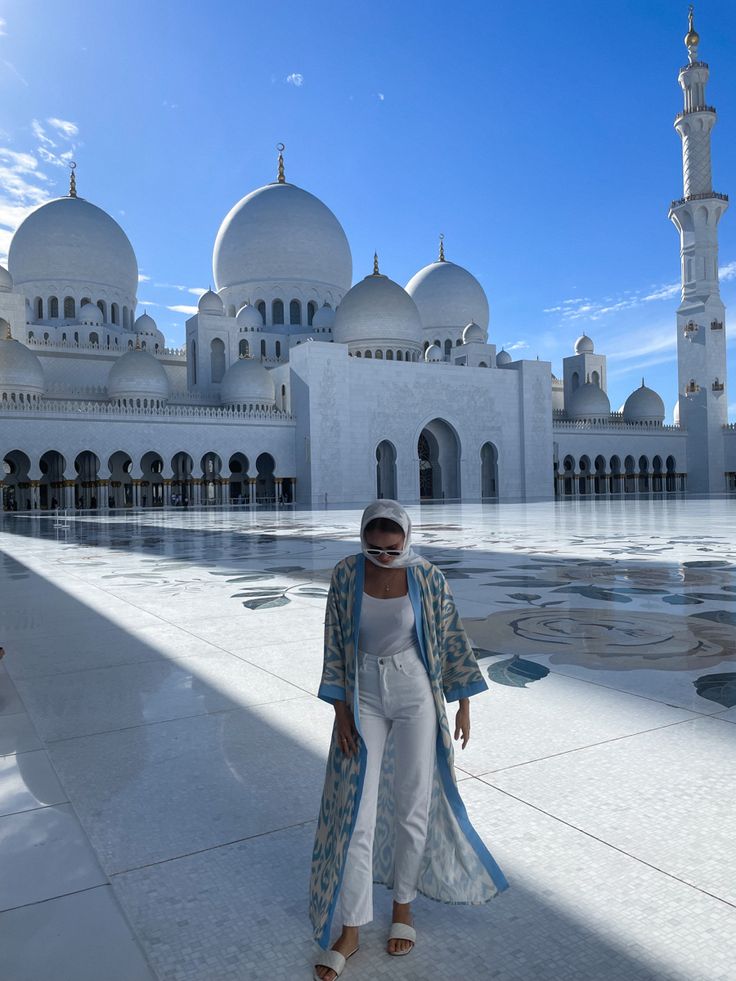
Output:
[8, 196, 138, 297]
[405, 259, 489, 331]
[220, 356, 275, 406]
[213, 182, 352, 293]
[108, 348, 170, 402]
[0, 264, 12, 293]
[567, 381, 610, 420]
[623, 381, 665, 424]
[332, 271, 423, 351]
[0, 323, 45, 398]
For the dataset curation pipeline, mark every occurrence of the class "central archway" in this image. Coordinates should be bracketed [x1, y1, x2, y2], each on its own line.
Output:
[418, 419, 460, 501]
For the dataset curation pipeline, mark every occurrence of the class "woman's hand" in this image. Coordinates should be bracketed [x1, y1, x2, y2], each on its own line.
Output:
[334, 701, 359, 756]
[454, 698, 471, 750]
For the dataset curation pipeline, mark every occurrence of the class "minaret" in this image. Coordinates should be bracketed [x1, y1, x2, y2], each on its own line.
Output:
[669, 7, 729, 493]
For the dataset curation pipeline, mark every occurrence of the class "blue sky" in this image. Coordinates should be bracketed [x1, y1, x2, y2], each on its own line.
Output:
[2, 0, 736, 418]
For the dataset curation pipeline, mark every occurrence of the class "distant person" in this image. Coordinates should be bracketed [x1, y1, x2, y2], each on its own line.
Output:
[311, 500, 508, 981]
[90, 495, 97, 509]
[51, 497, 58, 510]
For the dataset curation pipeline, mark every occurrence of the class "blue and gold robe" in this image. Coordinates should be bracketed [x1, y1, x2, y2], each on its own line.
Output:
[310, 553, 509, 948]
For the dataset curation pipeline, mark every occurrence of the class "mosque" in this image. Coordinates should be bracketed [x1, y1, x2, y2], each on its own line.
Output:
[0, 14, 734, 511]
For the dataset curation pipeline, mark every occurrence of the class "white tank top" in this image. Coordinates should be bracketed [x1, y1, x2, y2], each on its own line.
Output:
[358, 591, 417, 656]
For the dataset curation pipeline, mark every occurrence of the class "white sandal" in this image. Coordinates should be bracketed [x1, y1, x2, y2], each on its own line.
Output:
[312, 945, 358, 980]
[387, 922, 416, 956]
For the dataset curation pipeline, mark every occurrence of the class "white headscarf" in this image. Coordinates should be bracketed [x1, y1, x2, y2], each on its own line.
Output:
[360, 499, 424, 568]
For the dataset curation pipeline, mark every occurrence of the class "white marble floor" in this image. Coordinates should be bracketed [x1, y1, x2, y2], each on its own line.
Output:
[1, 500, 735, 980]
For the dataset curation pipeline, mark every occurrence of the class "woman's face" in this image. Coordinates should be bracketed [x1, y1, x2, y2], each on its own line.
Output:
[364, 529, 406, 565]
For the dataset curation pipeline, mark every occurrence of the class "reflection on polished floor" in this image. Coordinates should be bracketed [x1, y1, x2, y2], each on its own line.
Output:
[1, 499, 735, 981]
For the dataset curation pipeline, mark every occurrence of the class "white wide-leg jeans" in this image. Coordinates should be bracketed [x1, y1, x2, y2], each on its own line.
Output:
[339, 644, 438, 927]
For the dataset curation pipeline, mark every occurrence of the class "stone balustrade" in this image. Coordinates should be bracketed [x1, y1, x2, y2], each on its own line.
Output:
[0, 398, 293, 423]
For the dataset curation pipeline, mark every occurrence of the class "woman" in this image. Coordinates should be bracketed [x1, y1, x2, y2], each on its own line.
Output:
[310, 500, 509, 981]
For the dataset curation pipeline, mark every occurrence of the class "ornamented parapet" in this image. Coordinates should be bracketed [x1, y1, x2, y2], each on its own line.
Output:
[0, 398, 294, 423]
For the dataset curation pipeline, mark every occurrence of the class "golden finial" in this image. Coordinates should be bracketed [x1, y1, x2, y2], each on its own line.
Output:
[68, 161, 77, 198]
[685, 5, 699, 52]
[438, 233, 446, 262]
[277, 143, 286, 183]
[373, 252, 380, 276]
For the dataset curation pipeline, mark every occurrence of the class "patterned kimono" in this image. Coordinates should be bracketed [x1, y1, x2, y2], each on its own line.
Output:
[310, 553, 509, 948]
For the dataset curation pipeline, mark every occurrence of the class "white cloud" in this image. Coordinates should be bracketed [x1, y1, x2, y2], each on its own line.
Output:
[47, 118, 79, 139]
[32, 120, 55, 147]
[545, 260, 735, 327]
[642, 282, 680, 302]
[154, 281, 207, 295]
[505, 340, 529, 351]
[286, 72, 304, 87]
[0, 123, 82, 262]
[3, 61, 29, 87]
[138, 273, 151, 282]
[37, 146, 73, 168]
[167, 304, 199, 315]
[377, 93, 385, 101]
[607, 350, 678, 379]
[0, 18, 6, 36]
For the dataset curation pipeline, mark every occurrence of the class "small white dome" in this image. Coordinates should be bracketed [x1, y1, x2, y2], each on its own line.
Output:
[0, 264, 12, 292]
[312, 303, 335, 329]
[0, 322, 45, 397]
[108, 347, 170, 402]
[496, 349, 512, 366]
[574, 334, 594, 354]
[134, 312, 158, 334]
[198, 289, 224, 315]
[424, 343, 443, 363]
[623, 380, 665, 424]
[236, 303, 263, 328]
[567, 381, 610, 420]
[462, 321, 485, 344]
[333, 271, 423, 351]
[213, 182, 352, 293]
[79, 302, 103, 325]
[405, 259, 489, 331]
[220, 356, 275, 405]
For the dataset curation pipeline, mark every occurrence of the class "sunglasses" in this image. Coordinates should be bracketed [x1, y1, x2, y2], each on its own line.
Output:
[365, 548, 403, 557]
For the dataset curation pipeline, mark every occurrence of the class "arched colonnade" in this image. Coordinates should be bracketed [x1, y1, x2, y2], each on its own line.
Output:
[1, 449, 296, 511]
[555, 453, 686, 497]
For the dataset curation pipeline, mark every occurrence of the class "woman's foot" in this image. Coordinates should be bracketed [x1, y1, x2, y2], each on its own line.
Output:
[314, 926, 359, 981]
[387, 901, 414, 955]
